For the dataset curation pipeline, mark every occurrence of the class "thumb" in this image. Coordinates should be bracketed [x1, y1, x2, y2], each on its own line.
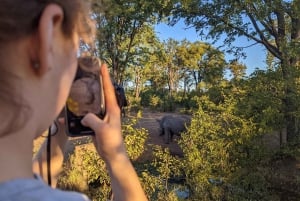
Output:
[57, 117, 65, 125]
[81, 113, 103, 131]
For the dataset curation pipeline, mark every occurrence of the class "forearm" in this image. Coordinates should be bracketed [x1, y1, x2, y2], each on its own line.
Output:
[106, 154, 148, 201]
[32, 129, 68, 187]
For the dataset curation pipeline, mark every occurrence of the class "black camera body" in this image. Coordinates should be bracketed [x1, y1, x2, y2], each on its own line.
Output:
[65, 56, 105, 136]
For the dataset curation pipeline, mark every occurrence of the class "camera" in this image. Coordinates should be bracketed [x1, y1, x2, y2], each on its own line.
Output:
[65, 56, 105, 136]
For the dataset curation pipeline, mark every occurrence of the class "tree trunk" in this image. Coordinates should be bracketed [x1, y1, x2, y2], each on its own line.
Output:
[281, 57, 300, 142]
[134, 70, 141, 100]
[283, 7, 300, 142]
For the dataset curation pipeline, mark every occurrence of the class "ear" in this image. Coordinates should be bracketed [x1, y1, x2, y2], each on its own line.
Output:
[35, 4, 64, 76]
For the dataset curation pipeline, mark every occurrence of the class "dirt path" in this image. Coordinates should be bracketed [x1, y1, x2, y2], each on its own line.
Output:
[33, 109, 185, 161]
[130, 109, 185, 162]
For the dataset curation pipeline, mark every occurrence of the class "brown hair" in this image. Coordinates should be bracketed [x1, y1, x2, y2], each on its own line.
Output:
[0, 0, 95, 137]
[0, 0, 95, 44]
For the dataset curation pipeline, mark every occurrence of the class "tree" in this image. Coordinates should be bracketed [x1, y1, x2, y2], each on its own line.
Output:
[91, 0, 175, 84]
[176, 40, 226, 89]
[162, 39, 181, 97]
[228, 60, 247, 81]
[124, 25, 162, 100]
[174, 0, 300, 142]
[238, 69, 285, 133]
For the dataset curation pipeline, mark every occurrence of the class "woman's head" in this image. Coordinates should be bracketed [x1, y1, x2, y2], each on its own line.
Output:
[0, 0, 94, 44]
[0, 0, 95, 137]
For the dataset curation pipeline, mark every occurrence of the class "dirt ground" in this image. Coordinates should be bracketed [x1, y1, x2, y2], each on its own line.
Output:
[129, 109, 186, 162]
[33, 109, 185, 160]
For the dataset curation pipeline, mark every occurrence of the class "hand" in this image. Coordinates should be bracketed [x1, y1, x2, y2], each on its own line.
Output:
[81, 63, 126, 162]
[80, 63, 148, 201]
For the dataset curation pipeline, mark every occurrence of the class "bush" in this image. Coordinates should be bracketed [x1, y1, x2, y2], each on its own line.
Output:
[149, 95, 162, 109]
[139, 145, 186, 201]
[58, 145, 112, 200]
[178, 96, 275, 200]
[123, 111, 148, 161]
[58, 114, 148, 200]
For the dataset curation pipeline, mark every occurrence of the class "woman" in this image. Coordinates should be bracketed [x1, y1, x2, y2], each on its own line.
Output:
[0, 1, 148, 201]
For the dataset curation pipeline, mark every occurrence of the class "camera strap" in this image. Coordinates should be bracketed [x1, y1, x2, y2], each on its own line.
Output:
[47, 126, 52, 186]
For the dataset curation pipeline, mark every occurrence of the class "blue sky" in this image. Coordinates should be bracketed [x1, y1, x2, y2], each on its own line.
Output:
[154, 20, 267, 76]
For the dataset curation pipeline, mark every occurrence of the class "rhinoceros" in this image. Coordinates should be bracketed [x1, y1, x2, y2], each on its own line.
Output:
[157, 115, 191, 144]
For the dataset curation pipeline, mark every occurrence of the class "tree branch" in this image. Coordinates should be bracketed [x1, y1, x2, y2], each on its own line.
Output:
[248, 13, 281, 59]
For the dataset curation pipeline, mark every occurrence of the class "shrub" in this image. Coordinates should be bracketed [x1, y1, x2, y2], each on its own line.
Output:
[58, 113, 148, 200]
[139, 145, 186, 201]
[178, 96, 275, 200]
[58, 145, 112, 200]
[123, 111, 148, 161]
[149, 95, 162, 109]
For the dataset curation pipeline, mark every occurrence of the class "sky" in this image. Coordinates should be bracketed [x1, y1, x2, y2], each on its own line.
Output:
[154, 20, 267, 76]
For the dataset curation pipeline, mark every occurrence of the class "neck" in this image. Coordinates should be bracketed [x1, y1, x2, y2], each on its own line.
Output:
[0, 129, 35, 183]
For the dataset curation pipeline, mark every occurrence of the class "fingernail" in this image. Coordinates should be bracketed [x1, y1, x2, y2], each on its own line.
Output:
[81, 118, 87, 126]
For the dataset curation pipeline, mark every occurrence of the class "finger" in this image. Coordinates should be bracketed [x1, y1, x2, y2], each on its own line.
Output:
[81, 113, 103, 131]
[100, 63, 120, 115]
[57, 117, 65, 125]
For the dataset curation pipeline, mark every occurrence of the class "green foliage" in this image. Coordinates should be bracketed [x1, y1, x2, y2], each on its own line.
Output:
[173, 0, 299, 62]
[237, 69, 285, 132]
[92, 0, 173, 84]
[58, 153, 88, 192]
[152, 146, 184, 191]
[162, 96, 176, 112]
[58, 93, 300, 200]
[150, 95, 162, 109]
[174, 0, 300, 141]
[140, 88, 158, 107]
[140, 170, 163, 199]
[182, 90, 201, 110]
[176, 40, 226, 88]
[58, 115, 148, 200]
[139, 145, 186, 201]
[127, 93, 142, 112]
[81, 148, 112, 200]
[58, 146, 112, 200]
[140, 88, 183, 112]
[123, 115, 148, 161]
[178, 96, 274, 200]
